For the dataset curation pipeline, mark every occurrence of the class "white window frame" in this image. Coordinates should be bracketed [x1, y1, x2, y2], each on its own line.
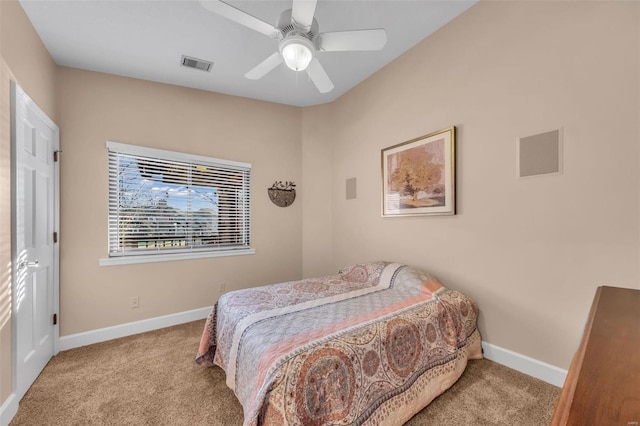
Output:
[100, 141, 254, 266]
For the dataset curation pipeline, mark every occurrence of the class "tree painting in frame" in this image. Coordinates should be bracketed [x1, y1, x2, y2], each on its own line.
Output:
[382, 126, 456, 216]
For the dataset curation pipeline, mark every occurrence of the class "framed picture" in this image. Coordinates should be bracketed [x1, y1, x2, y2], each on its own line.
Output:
[381, 126, 456, 217]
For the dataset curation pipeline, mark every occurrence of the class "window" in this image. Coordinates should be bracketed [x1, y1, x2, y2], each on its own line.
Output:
[103, 141, 252, 265]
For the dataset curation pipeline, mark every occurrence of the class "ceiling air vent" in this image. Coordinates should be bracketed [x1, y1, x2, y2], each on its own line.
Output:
[181, 55, 213, 72]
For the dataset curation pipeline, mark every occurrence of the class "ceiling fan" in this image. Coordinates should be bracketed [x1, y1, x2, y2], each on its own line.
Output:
[199, 0, 388, 93]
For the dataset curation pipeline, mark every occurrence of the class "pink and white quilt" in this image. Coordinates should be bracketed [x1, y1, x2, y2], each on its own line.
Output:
[196, 261, 482, 425]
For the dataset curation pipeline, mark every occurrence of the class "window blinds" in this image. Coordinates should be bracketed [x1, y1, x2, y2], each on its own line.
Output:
[107, 142, 251, 257]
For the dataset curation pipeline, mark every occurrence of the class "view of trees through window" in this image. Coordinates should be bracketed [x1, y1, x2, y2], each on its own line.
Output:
[111, 152, 248, 254]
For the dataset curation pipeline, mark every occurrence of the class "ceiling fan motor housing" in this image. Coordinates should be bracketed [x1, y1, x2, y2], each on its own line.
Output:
[276, 8, 320, 71]
[277, 9, 319, 45]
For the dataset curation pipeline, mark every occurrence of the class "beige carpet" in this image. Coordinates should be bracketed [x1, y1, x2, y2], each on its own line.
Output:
[11, 320, 559, 425]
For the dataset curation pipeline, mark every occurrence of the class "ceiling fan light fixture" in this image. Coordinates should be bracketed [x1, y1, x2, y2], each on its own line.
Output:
[280, 35, 314, 71]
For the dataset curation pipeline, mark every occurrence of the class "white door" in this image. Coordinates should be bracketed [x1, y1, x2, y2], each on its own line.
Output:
[11, 82, 60, 401]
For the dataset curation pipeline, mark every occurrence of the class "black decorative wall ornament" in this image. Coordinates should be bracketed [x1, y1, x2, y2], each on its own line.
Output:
[268, 181, 296, 207]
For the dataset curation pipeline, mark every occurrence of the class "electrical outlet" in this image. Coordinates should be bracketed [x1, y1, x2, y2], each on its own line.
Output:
[220, 282, 227, 295]
[130, 296, 139, 309]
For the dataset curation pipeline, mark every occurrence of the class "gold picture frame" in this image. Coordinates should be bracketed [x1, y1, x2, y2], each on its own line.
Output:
[381, 126, 456, 217]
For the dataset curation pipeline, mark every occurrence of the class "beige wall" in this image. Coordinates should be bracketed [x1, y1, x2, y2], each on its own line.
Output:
[302, 0, 640, 369]
[301, 103, 335, 278]
[0, 0, 57, 408]
[56, 67, 302, 336]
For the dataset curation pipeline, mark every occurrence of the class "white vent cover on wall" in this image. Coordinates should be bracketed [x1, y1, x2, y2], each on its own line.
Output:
[181, 55, 213, 72]
[518, 129, 562, 178]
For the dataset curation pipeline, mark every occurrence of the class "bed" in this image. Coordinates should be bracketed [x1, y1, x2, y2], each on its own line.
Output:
[196, 261, 482, 425]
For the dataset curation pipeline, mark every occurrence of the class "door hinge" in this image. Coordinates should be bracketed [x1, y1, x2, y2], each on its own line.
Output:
[53, 231, 58, 243]
[53, 313, 57, 325]
[53, 150, 61, 162]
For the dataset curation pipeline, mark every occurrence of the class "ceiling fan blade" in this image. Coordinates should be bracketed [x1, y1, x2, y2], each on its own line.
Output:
[318, 29, 388, 52]
[306, 58, 334, 93]
[245, 52, 283, 80]
[291, 0, 317, 32]
[199, 0, 281, 39]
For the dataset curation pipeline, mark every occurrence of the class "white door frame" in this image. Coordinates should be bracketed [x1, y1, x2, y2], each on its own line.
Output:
[10, 81, 60, 403]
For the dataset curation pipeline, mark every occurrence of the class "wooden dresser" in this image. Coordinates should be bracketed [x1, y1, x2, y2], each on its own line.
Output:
[551, 286, 640, 425]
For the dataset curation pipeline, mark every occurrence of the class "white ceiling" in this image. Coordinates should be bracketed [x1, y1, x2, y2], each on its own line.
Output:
[19, 0, 476, 107]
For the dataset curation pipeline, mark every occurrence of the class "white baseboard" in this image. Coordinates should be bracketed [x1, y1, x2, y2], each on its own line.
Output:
[482, 341, 567, 387]
[59, 306, 212, 351]
[0, 393, 18, 426]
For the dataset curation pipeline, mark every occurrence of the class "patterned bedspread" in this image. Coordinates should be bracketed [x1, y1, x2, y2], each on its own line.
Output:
[196, 262, 482, 425]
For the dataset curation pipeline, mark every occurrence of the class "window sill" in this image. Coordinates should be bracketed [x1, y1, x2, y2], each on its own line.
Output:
[99, 248, 256, 267]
